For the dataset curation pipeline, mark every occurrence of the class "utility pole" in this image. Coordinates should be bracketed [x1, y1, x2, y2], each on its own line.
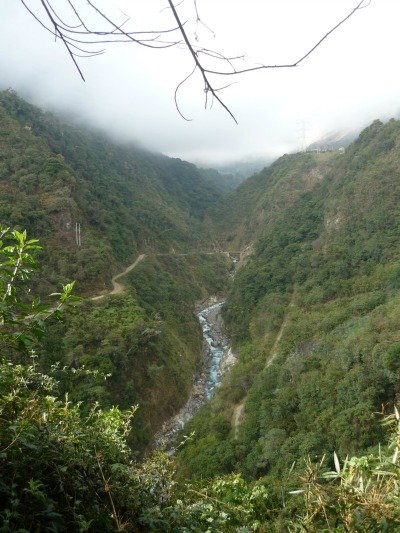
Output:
[297, 120, 309, 152]
[75, 222, 81, 247]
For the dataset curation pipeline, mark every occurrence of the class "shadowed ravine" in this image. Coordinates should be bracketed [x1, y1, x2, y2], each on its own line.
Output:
[153, 297, 236, 451]
[88, 251, 240, 451]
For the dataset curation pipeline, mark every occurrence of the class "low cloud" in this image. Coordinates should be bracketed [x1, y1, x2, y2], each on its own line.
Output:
[1, 0, 400, 165]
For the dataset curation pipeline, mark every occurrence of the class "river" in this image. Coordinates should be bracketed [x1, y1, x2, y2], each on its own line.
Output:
[153, 297, 236, 451]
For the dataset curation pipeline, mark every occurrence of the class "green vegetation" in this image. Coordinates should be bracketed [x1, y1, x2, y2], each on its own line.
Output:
[4, 90, 400, 529]
[180, 119, 400, 491]
[211, 150, 336, 250]
[0, 89, 228, 450]
[198, 167, 245, 193]
[42, 251, 230, 450]
[2, 227, 400, 531]
[0, 89, 221, 295]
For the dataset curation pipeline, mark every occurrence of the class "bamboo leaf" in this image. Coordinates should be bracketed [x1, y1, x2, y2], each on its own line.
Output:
[334, 451, 340, 474]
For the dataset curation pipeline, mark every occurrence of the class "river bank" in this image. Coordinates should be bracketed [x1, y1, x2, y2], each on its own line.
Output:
[153, 296, 236, 451]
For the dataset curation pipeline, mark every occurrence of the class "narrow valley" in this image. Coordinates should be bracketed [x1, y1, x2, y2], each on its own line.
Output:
[3, 90, 400, 530]
[155, 298, 236, 450]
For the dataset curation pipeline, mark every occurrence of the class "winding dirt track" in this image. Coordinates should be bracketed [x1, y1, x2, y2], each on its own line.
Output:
[91, 254, 146, 301]
[90, 250, 242, 302]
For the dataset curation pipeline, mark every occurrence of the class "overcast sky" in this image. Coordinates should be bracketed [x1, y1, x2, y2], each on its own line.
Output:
[1, 0, 400, 165]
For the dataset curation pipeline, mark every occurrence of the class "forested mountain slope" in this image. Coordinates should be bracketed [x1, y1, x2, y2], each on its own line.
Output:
[4, 91, 400, 529]
[198, 167, 244, 193]
[0, 89, 221, 295]
[0, 90, 231, 450]
[212, 150, 336, 250]
[179, 118, 400, 485]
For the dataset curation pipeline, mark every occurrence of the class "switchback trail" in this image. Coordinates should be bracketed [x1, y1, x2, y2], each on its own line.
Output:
[90, 250, 242, 301]
[91, 254, 146, 301]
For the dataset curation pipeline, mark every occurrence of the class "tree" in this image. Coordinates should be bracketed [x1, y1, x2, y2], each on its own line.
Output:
[19, 0, 370, 122]
[0, 226, 76, 358]
[0, 226, 284, 531]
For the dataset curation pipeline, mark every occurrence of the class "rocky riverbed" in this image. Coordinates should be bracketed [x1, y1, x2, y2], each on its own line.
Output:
[153, 296, 236, 451]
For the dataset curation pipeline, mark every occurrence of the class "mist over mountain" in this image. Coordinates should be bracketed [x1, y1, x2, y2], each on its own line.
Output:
[3, 0, 400, 166]
[3, 86, 400, 530]
[306, 129, 359, 151]
[0, 89, 223, 292]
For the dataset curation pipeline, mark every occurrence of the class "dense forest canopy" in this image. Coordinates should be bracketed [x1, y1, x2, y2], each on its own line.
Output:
[0, 89, 224, 294]
[0, 89, 231, 449]
[180, 118, 400, 485]
[2, 92, 400, 530]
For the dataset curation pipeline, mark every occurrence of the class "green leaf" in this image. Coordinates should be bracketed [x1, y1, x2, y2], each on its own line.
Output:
[334, 451, 341, 474]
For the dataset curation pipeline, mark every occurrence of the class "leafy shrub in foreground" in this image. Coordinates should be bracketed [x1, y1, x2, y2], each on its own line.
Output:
[2, 226, 400, 531]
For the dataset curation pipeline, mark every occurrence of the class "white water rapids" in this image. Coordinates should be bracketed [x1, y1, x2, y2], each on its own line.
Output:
[154, 298, 236, 451]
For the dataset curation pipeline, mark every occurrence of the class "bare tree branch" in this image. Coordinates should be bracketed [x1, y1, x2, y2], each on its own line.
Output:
[174, 65, 197, 121]
[166, 0, 239, 123]
[193, 0, 215, 40]
[19, 0, 371, 122]
[167, 0, 369, 121]
[294, 0, 368, 67]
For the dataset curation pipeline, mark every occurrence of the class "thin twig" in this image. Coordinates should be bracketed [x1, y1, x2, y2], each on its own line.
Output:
[19, 0, 370, 122]
[167, 0, 238, 123]
[174, 64, 196, 121]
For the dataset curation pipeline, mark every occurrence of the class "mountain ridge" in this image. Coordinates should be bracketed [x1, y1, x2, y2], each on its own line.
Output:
[0, 89, 223, 295]
[178, 117, 400, 484]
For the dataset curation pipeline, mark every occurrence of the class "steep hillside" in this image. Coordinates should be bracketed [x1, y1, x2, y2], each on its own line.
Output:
[43, 251, 230, 450]
[0, 90, 231, 450]
[211, 151, 336, 250]
[179, 119, 400, 484]
[8, 88, 400, 520]
[0, 89, 221, 295]
[198, 167, 243, 193]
